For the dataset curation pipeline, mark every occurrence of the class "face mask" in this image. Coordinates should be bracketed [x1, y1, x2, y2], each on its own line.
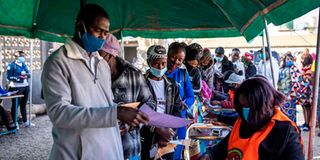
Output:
[150, 67, 167, 78]
[215, 57, 223, 62]
[80, 22, 105, 52]
[229, 85, 236, 91]
[260, 53, 266, 60]
[242, 107, 250, 122]
[286, 61, 294, 67]
[18, 57, 25, 63]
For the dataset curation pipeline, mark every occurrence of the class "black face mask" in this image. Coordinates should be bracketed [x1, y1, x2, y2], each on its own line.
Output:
[185, 62, 195, 71]
[229, 85, 236, 91]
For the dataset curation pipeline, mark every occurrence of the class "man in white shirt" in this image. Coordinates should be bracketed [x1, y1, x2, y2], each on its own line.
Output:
[141, 45, 183, 160]
[257, 48, 279, 86]
[231, 48, 245, 79]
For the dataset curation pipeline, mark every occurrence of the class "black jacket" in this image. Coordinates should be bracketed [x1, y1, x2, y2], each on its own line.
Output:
[185, 63, 202, 95]
[203, 120, 304, 160]
[214, 56, 234, 92]
[245, 62, 257, 79]
[140, 72, 183, 160]
[214, 56, 234, 75]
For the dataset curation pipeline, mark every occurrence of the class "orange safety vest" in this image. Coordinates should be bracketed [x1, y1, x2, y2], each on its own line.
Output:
[227, 108, 304, 160]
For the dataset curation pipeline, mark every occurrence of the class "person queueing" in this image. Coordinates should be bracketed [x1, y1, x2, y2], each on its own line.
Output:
[213, 47, 234, 93]
[200, 77, 304, 160]
[257, 47, 280, 85]
[278, 53, 302, 123]
[185, 44, 203, 121]
[6, 51, 34, 127]
[141, 45, 183, 160]
[299, 53, 313, 131]
[41, 4, 148, 159]
[243, 52, 257, 79]
[165, 42, 195, 159]
[200, 48, 215, 91]
[231, 48, 245, 79]
[99, 34, 152, 160]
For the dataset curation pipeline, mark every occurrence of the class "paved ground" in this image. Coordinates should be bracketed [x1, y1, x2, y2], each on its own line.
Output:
[0, 115, 52, 160]
[0, 106, 319, 160]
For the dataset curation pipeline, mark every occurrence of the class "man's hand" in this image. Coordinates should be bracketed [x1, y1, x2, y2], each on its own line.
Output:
[211, 100, 221, 106]
[117, 106, 149, 127]
[158, 138, 170, 148]
[119, 123, 129, 135]
[155, 127, 175, 141]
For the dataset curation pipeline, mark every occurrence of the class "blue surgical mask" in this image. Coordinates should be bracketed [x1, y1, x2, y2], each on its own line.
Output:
[286, 61, 294, 67]
[80, 22, 105, 52]
[215, 57, 223, 62]
[242, 107, 250, 122]
[150, 67, 167, 78]
[18, 57, 25, 63]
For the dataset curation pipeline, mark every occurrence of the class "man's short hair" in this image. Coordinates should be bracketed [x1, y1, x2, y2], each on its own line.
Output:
[232, 48, 240, 53]
[76, 4, 110, 27]
[215, 47, 225, 55]
[15, 51, 24, 57]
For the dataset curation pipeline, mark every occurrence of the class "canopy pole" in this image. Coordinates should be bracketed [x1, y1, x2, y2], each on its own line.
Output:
[263, 16, 277, 88]
[308, 8, 320, 160]
[120, 31, 125, 59]
[28, 39, 34, 127]
[80, 0, 87, 8]
[262, 33, 267, 77]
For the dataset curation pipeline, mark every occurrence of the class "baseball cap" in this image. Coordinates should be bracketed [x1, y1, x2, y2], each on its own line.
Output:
[225, 73, 245, 84]
[100, 34, 120, 57]
[147, 45, 167, 60]
[244, 52, 254, 61]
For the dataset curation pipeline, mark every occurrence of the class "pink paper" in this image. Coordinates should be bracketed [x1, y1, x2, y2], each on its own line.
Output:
[139, 103, 191, 128]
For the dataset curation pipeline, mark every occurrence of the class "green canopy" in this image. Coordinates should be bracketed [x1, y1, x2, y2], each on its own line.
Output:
[0, 0, 319, 42]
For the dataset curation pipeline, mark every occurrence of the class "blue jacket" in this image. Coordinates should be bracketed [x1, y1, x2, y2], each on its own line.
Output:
[7, 61, 30, 83]
[165, 67, 194, 109]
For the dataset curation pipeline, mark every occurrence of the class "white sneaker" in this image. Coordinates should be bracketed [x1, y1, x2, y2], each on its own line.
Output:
[22, 121, 35, 128]
[16, 122, 20, 130]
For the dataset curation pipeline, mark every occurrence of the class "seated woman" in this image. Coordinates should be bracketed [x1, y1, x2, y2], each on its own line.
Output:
[140, 45, 183, 160]
[0, 86, 18, 131]
[212, 73, 244, 109]
[200, 77, 304, 160]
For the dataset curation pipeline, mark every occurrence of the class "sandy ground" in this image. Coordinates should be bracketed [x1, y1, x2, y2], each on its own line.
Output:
[0, 106, 319, 160]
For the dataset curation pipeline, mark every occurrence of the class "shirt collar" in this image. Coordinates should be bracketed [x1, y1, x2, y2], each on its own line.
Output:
[64, 38, 103, 60]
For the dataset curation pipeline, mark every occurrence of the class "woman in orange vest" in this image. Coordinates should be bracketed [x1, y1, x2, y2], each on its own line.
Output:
[200, 77, 304, 160]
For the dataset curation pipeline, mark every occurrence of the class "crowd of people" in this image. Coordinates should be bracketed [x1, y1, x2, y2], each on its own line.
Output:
[0, 3, 313, 160]
[0, 51, 33, 132]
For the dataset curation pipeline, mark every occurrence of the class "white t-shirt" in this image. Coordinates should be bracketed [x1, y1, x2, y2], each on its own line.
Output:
[233, 60, 246, 79]
[214, 62, 223, 78]
[148, 78, 166, 113]
[257, 57, 280, 85]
